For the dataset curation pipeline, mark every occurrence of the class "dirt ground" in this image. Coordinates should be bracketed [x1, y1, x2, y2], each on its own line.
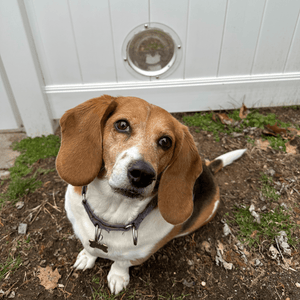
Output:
[0, 106, 300, 300]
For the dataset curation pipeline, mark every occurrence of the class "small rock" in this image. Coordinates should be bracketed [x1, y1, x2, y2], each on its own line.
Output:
[296, 282, 300, 288]
[187, 259, 194, 266]
[182, 279, 194, 288]
[223, 223, 232, 236]
[269, 245, 279, 260]
[15, 201, 24, 210]
[267, 169, 276, 177]
[201, 281, 206, 287]
[249, 205, 261, 224]
[0, 170, 10, 180]
[201, 241, 211, 253]
[223, 261, 233, 270]
[0, 290, 5, 295]
[18, 223, 27, 235]
[261, 205, 267, 211]
[8, 291, 15, 298]
[254, 259, 263, 267]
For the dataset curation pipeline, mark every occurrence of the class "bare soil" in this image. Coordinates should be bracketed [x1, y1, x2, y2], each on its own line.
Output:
[0, 106, 300, 300]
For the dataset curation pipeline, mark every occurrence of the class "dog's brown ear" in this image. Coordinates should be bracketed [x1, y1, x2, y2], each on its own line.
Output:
[158, 124, 202, 225]
[56, 95, 117, 186]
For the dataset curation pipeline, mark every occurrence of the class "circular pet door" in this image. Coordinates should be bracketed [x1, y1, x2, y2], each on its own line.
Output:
[122, 23, 182, 78]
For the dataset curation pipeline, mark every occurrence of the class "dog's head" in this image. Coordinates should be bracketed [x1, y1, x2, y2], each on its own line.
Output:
[56, 95, 202, 225]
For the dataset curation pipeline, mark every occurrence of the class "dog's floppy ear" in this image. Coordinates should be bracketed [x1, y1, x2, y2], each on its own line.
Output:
[56, 95, 117, 186]
[158, 124, 202, 225]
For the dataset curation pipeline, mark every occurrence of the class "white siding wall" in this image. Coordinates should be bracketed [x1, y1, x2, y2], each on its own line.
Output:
[1, 0, 300, 135]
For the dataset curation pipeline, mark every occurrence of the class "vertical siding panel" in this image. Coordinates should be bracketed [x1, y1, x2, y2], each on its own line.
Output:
[29, 0, 82, 84]
[218, 0, 265, 77]
[284, 10, 300, 73]
[252, 0, 300, 75]
[110, 0, 149, 82]
[68, 0, 116, 84]
[24, 0, 52, 85]
[149, 0, 189, 80]
[185, 0, 227, 79]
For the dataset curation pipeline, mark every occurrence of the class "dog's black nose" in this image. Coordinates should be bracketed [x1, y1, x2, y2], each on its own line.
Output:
[128, 161, 156, 188]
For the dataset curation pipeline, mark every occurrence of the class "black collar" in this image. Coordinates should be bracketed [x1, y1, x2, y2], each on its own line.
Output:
[81, 186, 157, 245]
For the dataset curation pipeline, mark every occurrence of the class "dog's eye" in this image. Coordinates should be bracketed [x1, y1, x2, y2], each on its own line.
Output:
[115, 120, 130, 133]
[158, 136, 172, 150]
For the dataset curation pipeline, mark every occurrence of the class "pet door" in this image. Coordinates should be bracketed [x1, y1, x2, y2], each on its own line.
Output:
[122, 23, 182, 79]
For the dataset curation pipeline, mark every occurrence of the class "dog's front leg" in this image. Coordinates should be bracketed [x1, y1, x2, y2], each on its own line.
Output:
[73, 248, 97, 271]
[107, 260, 131, 294]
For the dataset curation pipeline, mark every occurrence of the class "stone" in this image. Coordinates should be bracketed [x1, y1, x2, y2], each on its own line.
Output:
[18, 223, 27, 235]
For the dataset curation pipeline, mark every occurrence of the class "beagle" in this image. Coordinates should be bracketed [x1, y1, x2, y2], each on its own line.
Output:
[56, 95, 245, 294]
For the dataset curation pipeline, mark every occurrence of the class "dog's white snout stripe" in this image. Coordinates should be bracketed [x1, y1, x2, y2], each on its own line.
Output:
[109, 147, 143, 188]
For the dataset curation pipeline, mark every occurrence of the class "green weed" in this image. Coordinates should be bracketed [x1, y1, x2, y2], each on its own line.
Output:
[0, 135, 60, 205]
[260, 173, 280, 201]
[92, 276, 100, 284]
[232, 206, 298, 248]
[0, 255, 22, 281]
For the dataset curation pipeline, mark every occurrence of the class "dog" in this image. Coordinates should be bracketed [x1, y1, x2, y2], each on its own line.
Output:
[56, 95, 246, 294]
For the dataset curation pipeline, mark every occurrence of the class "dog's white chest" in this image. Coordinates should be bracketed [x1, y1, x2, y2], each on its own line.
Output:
[65, 184, 174, 262]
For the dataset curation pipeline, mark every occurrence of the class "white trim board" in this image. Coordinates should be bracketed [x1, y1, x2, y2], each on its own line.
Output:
[46, 73, 300, 119]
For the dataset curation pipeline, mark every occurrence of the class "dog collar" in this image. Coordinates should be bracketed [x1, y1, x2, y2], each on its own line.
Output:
[81, 186, 157, 246]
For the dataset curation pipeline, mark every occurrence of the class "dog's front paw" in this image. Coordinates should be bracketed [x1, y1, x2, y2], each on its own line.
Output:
[73, 249, 97, 270]
[107, 262, 130, 294]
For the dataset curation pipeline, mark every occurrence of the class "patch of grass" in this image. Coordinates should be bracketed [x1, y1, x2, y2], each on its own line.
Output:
[11, 135, 61, 166]
[260, 173, 280, 201]
[283, 105, 300, 110]
[5, 175, 42, 203]
[232, 205, 298, 248]
[92, 287, 124, 300]
[92, 276, 100, 284]
[0, 255, 22, 281]
[183, 109, 294, 150]
[262, 135, 287, 151]
[0, 135, 60, 205]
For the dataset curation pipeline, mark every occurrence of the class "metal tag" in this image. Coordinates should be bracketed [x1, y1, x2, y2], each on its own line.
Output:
[89, 225, 108, 253]
[89, 239, 108, 253]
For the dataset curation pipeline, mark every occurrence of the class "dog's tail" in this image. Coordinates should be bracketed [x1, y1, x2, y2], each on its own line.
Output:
[206, 149, 246, 175]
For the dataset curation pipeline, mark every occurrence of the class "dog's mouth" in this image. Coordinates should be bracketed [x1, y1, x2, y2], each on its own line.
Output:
[113, 187, 144, 199]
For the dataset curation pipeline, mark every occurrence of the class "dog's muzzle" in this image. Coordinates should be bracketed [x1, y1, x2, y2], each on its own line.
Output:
[127, 160, 156, 188]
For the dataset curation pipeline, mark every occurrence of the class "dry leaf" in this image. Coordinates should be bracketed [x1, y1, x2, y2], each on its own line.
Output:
[217, 113, 234, 125]
[250, 230, 258, 238]
[217, 241, 225, 254]
[38, 266, 61, 290]
[263, 123, 287, 137]
[287, 127, 300, 136]
[212, 113, 217, 122]
[286, 141, 297, 154]
[239, 104, 249, 119]
[286, 136, 300, 154]
[255, 139, 270, 151]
